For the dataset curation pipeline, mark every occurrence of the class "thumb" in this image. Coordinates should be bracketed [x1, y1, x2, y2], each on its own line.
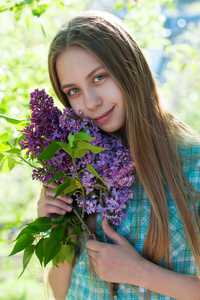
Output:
[102, 219, 127, 245]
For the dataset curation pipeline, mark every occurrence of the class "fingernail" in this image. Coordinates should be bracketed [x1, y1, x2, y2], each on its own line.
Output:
[66, 206, 72, 212]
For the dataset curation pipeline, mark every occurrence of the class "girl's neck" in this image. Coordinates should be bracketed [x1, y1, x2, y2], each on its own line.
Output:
[112, 125, 129, 148]
[99, 124, 129, 148]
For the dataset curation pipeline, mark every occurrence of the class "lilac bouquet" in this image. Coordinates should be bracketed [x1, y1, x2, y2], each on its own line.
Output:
[0, 89, 134, 276]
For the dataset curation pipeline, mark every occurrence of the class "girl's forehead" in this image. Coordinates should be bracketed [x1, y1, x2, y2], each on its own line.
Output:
[56, 46, 105, 73]
[56, 46, 106, 86]
[62, 45, 103, 64]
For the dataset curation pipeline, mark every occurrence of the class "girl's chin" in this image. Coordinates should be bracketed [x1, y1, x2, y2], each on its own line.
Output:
[98, 124, 124, 134]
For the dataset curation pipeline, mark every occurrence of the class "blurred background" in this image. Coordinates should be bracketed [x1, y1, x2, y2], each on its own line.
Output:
[0, 0, 200, 299]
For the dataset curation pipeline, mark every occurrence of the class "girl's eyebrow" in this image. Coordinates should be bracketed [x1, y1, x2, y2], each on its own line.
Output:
[60, 65, 105, 90]
[86, 65, 105, 80]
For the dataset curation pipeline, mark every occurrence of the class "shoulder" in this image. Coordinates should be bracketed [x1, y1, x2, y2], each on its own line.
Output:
[178, 139, 200, 160]
[178, 139, 200, 199]
[178, 139, 200, 173]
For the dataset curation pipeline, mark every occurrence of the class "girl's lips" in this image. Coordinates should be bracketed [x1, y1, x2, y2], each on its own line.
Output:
[94, 107, 114, 125]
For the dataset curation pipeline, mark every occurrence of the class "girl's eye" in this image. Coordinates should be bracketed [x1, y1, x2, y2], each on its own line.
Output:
[67, 87, 79, 96]
[93, 74, 105, 83]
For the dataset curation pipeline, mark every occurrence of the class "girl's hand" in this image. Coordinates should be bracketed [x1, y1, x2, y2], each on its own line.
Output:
[86, 219, 145, 285]
[86, 220, 200, 299]
[37, 182, 73, 219]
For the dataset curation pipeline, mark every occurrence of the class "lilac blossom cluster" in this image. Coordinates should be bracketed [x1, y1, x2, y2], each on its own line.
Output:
[21, 89, 135, 225]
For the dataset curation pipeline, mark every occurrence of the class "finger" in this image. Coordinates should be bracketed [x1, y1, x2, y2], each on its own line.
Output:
[45, 197, 73, 212]
[87, 249, 99, 259]
[45, 188, 73, 204]
[37, 201, 67, 217]
[86, 239, 103, 251]
[90, 257, 98, 269]
[90, 258, 98, 275]
[44, 182, 59, 189]
[45, 204, 67, 216]
[102, 219, 127, 245]
[37, 197, 72, 217]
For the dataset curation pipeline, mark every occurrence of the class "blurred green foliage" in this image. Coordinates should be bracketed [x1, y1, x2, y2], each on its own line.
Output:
[122, 0, 173, 49]
[0, 0, 200, 299]
[161, 21, 200, 134]
[0, 0, 90, 120]
[116, 0, 200, 134]
[0, 1, 89, 299]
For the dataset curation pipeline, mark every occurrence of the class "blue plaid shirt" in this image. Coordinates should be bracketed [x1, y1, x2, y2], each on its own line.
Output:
[66, 142, 200, 299]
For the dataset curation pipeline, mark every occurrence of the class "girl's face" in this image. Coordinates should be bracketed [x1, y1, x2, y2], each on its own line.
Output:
[56, 45, 126, 133]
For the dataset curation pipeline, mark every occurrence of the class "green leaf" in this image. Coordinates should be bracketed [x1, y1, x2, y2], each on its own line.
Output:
[74, 132, 94, 142]
[52, 243, 75, 266]
[92, 184, 109, 195]
[63, 184, 78, 196]
[71, 226, 82, 236]
[0, 133, 9, 141]
[9, 234, 35, 256]
[115, 0, 124, 10]
[16, 226, 40, 240]
[77, 141, 107, 154]
[0, 114, 27, 131]
[43, 238, 61, 266]
[5, 148, 21, 155]
[35, 238, 45, 266]
[18, 245, 35, 278]
[25, 13, 31, 29]
[65, 244, 75, 266]
[1, 157, 17, 174]
[180, 62, 187, 72]
[0, 114, 26, 125]
[68, 135, 75, 148]
[52, 182, 71, 200]
[26, 217, 52, 232]
[54, 215, 65, 223]
[22, 0, 34, 4]
[36, 143, 62, 160]
[74, 148, 88, 159]
[30, 152, 36, 161]
[50, 225, 65, 242]
[55, 141, 72, 156]
[0, 153, 5, 162]
[39, 17, 47, 37]
[127, 2, 133, 10]
[60, 176, 79, 196]
[82, 126, 87, 133]
[86, 164, 107, 186]
[47, 172, 65, 185]
[189, 48, 196, 59]
[14, 7, 22, 22]
[18, 134, 26, 147]
[93, 183, 108, 189]
[32, 5, 49, 18]
[0, 142, 10, 153]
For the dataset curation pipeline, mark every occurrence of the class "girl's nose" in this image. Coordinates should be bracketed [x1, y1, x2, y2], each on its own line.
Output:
[84, 90, 102, 111]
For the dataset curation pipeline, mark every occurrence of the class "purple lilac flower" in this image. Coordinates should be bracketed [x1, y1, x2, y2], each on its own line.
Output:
[21, 89, 135, 225]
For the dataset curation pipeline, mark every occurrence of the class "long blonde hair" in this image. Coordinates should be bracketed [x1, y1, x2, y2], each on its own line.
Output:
[48, 9, 200, 279]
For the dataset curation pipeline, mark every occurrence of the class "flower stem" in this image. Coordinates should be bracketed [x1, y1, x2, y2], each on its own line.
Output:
[7, 141, 36, 168]
[69, 204, 96, 240]
[99, 188, 117, 300]
[99, 188, 107, 243]
[17, 154, 36, 168]
[72, 158, 86, 218]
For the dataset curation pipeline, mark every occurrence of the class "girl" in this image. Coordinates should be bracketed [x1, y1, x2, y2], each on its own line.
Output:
[37, 10, 200, 300]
